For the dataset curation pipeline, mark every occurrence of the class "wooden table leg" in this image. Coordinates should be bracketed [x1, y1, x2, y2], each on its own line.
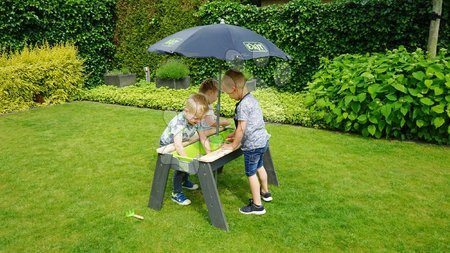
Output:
[264, 147, 279, 186]
[148, 153, 171, 210]
[197, 162, 229, 231]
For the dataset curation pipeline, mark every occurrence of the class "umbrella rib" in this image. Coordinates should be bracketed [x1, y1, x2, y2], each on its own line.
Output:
[226, 26, 239, 59]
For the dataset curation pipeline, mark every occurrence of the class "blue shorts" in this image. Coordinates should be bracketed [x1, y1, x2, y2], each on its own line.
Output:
[243, 142, 269, 177]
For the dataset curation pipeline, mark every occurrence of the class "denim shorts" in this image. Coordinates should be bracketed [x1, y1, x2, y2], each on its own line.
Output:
[243, 142, 269, 177]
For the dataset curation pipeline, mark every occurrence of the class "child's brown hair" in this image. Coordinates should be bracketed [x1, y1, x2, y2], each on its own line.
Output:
[199, 78, 218, 94]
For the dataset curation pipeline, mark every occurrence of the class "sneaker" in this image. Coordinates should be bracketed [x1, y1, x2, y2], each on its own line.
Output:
[260, 191, 273, 202]
[182, 180, 199, 190]
[171, 192, 191, 206]
[239, 199, 266, 215]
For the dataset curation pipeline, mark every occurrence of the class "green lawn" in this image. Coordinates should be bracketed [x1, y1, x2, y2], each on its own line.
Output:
[1, 102, 449, 252]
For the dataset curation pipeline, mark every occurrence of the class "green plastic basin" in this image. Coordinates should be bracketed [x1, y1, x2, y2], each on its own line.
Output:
[172, 128, 234, 162]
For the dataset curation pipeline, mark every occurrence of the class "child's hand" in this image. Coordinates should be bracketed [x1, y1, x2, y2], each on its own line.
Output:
[221, 143, 234, 150]
[225, 132, 235, 142]
[220, 119, 230, 127]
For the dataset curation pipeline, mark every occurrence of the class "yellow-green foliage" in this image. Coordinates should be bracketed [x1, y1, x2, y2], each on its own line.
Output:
[0, 43, 85, 114]
[80, 81, 315, 127]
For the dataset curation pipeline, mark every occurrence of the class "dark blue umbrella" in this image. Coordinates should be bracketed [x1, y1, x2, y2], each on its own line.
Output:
[148, 20, 290, 134]
[148, 21, 290, 61]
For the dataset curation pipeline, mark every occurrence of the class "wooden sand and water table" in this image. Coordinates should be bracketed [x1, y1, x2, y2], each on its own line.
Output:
[148, 128, 279, 231]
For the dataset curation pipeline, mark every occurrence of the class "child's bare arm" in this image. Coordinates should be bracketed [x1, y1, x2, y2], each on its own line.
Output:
[204, 115, 216, 127]
[204, 115, 230, 127]
[225, 131, 235, 142]
[173, 133, 187, 157]
[198, 130, 211, 154]
[219, 118, 230, 127]
[223, 120, 246, 150]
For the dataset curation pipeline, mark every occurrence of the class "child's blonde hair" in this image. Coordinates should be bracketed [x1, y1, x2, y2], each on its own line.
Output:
[199, 79, 218, 94]
[185, 93, 209, 116]
[222, 69, 246, 89]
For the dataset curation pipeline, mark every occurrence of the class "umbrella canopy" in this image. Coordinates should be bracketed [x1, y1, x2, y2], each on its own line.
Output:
[148, 22, 290, 61]
[148, 21, 290, 135]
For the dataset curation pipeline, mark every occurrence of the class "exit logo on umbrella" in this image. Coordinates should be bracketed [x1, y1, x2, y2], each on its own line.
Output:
[243, 42, 268, 53]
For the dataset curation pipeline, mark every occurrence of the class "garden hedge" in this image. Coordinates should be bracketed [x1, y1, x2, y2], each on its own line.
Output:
[0, 43, 85, 114]
[0, 0, 115, 87]
[196, 0, 450, 91]
[113, 0, 251, 85]
[80, 81, 314, 127]
[113, 0, 209, 81]
[305, 47, 450, 144]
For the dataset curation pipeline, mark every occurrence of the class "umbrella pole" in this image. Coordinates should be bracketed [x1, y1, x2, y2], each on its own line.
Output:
[216, 68, 221, 135]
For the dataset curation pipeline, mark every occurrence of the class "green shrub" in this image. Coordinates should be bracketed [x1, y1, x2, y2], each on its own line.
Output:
[305, 47, 450, 144]
[155, 60, 190, 80]
[0, 0, 115, 87]
[113, 0, 249, 82]
[105, 67, 131, 76]
[0, 43, 85, 114]
[80, 81, 314, 127]
[196, 0, 450, 91]
[114, 0, 211, 81]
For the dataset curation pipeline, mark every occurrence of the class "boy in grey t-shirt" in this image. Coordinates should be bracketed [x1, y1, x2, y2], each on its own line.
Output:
[221, 69, 272, 215]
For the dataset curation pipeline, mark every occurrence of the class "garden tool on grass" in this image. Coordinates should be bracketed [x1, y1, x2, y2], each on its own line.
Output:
[126, 209, 144, 220]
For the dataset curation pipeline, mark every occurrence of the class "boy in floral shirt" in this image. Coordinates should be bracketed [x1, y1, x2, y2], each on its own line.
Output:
[160, 93, 211, 205]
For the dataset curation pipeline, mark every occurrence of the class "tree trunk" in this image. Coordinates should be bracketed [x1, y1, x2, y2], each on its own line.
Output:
[427, 0, 443, 58]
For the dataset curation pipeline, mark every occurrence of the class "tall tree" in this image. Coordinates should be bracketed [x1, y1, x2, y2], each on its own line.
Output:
[427, 0, 443, 58]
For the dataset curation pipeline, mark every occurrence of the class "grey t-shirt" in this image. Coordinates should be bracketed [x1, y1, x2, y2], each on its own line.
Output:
[235, 93, 270, 151]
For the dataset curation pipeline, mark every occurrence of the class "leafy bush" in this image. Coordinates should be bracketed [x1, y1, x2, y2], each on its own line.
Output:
[114, 0, 211, 81]
[0, 43, 85, 114]
[0, 0, 116, 87]
[305, 47, 450, 144]
[196, 0, 450, 91]
[113, 0, 249, 82]
[114, 0, 449, 91]
[80, 81, 314, 127]
[105, 67, 131, 76]
[155, 60, 190, 80]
